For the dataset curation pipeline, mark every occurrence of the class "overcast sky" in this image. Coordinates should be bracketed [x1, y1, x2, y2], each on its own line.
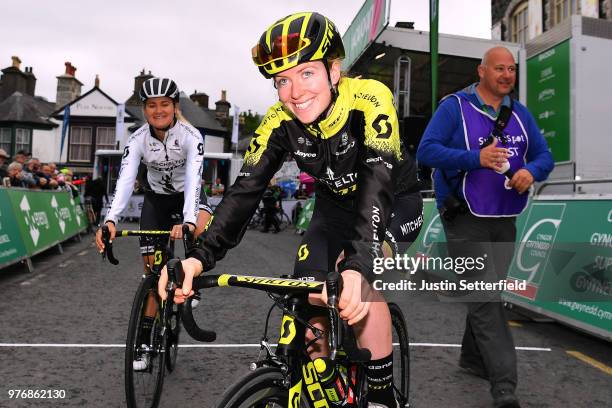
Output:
[1, 0, 491, 115]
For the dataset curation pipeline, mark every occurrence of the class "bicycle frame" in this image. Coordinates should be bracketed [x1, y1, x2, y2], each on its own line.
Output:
[189, 273, 370, 407]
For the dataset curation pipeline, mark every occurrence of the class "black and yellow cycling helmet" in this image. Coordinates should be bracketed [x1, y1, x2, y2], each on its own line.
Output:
[252, 12, 345, 79]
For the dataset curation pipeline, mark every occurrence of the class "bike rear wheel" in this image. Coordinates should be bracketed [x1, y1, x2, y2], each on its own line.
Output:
[389, 302, 410, 407]
[216, 367, 290, 408]
[125, 275, 165, 408]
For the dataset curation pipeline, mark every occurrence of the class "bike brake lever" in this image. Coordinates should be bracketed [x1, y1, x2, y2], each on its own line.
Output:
[182, 224, 194, 253]
[101, 225, 119, 265]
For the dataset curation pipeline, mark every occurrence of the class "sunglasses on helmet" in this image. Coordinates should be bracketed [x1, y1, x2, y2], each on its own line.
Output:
[252, 33, 312, 67]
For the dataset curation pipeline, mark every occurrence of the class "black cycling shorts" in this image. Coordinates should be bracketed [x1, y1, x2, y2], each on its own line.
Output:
[293, 191, 423, 281]
[139, 191, 184, 255]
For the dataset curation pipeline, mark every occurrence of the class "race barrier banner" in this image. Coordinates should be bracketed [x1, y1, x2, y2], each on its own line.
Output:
[414, 197, 612, 341]
[0, 188, 88, 269]
[0, 189, 28, 268]
[295, 198, 315, 231]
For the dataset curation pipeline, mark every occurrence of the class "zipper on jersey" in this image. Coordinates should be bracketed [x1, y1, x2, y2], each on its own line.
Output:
[162, 131, 169, 161]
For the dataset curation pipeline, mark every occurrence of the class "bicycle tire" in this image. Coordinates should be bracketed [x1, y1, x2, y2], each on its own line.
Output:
[389, 302, 410, 407]
[277, 212, 290, 231]
[164, 302, 182, 373]
[125, 275, 166, 408]
[216, 367, 290, 408]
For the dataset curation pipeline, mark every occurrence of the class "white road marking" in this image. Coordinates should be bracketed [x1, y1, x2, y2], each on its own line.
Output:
[0, 343, 551, 351]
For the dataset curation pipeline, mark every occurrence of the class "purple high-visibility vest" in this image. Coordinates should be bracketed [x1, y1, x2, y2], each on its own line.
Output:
[453, 94, 529, 217]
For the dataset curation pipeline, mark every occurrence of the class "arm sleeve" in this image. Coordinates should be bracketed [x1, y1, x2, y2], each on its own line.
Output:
[104, 138, 142, 224]
[182, 127, 204, 225]
[188, 113, 288, 271]
[416, 98, 481, 170]
[337, 83, 401, 282]
[521, 108, 555, 181]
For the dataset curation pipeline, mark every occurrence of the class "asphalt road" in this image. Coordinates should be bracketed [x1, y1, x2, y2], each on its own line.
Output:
[0, 225, 610, 407]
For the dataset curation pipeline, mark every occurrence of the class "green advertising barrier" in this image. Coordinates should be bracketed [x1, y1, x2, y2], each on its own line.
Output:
[0, 188, 28, 268]
[527, 40, 571, 162]
[295, 198, 315, 231]
[414, 197, 612, 341]
[505, 198, 612, 340]
[2, 188, 88, 259]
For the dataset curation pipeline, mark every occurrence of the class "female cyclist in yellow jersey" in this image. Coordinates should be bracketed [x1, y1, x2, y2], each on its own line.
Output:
[159, 12, 423, 406]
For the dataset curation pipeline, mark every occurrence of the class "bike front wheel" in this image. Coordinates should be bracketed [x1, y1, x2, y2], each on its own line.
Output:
[389, 302, 410, 407]
[164, 302, 182, 373]
[216, 367, 291, 408]
[125, 274, 166, 408]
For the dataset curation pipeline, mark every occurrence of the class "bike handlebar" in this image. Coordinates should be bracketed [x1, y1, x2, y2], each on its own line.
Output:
[185, 272, 370, 361]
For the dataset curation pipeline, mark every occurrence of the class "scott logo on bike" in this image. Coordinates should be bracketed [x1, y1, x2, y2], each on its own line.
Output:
[154, 250, 163, 265]
[298, 244, 309, 261]
[278, 315, 296, 345]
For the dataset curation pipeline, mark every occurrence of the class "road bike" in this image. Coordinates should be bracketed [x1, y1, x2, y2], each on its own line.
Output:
[180, 269, 410, 407]
[247, 206, 291, 231]
[101, 226, 213, 408]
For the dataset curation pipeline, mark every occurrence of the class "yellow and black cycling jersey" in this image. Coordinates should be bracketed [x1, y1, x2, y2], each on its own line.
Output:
[189, 77, 418, 277]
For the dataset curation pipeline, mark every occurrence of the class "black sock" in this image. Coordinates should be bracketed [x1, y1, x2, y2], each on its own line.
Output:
[139, 316, 155, 346]
[366, 353, 396, 407]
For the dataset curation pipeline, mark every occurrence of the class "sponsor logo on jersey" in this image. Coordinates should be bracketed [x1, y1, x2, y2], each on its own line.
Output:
[294, 150, 317, 158]
[334, 141, 355, 156]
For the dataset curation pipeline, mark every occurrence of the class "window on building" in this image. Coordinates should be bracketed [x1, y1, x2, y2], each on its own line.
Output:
[15, 128, 32, 154]
[69, 126, 93, 162]
[96, 127, 116, 150]
[511, 2, 529, 44]
[552, 0, 580, 25]
[0, 128, 11, 154]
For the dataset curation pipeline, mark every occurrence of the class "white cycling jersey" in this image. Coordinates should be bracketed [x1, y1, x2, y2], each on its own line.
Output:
[104, 120, 204, 225]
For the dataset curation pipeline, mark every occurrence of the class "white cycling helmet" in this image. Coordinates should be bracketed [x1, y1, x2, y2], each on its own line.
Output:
[139, 77, 180, 102]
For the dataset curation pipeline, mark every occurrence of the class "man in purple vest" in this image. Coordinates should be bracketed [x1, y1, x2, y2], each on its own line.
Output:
[417, 47, 554, 408]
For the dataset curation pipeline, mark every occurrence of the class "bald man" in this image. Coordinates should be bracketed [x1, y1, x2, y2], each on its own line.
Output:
[417, 47, 554, 407]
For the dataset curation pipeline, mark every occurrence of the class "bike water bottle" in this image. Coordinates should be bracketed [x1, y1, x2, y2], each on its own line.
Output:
[314, 357, 346, 404]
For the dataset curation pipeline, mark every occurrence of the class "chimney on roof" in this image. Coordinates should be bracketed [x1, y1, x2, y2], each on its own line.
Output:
[11, 56, 21, 69]
[64, 61, 77, 76]
[190, 89, 209, 109]
[215, 89, 231, 121]
[125, 69, 154, 106]
[55, 61, 83, 108]
[0, 56, 29, 101]
[24, 66, 37, 96]
[95, 74, 100, 88]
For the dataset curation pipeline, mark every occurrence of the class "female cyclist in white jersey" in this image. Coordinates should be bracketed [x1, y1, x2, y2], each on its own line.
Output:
[95, 77, 209, 370]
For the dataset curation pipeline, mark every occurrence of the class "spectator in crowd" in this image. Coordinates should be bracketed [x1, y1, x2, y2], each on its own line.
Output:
[14, 150, 27, 165]
[85, 177, 109, 225]
[62, 168, 83, 198]
[6, 162, 27, 188]
[0, 148, 8, 179]
[40, 164, 59, 190]
[211, 177, 225, 195]
[261, 183, 280, 233]
[48, 162, 58, 177]
[293, 183, 310, 199]
[23, 158, 45, 188]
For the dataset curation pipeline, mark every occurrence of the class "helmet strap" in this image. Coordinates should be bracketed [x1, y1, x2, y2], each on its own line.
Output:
[311, 59, 338, 125]
[150, 116, 177, 139]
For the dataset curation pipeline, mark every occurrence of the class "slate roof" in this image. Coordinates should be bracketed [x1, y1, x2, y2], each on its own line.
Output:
[0, 91, 57, 128]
